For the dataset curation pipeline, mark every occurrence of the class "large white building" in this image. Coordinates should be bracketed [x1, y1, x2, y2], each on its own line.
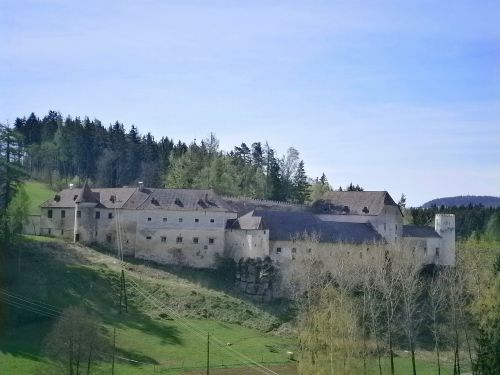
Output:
[31, 184, 455, 283]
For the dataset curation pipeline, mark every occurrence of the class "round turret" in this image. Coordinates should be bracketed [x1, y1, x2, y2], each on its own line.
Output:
[434, 214, 455, 266]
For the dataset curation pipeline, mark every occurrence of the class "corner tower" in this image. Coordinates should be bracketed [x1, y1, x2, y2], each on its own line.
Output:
[74, 183, 99, 243]
[434, 214, 455, 266]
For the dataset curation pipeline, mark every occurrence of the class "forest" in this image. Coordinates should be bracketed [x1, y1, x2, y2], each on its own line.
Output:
[8, 111, 317, 203]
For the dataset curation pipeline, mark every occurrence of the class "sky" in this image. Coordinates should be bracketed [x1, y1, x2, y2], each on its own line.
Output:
[1, 0, 499, 206]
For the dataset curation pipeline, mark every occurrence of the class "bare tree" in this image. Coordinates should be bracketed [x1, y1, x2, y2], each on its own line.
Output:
[44, 306, 109, 375]
[427, 268, 449, 375]
[375, 242, 405, 375]
[396, 240, 424, 375]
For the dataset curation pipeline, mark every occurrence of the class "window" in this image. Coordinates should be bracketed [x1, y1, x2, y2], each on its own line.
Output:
[161, 236, 167, 243]
[276, 247, 282, 253]
[195, 218, 199, 223]
[307, 248, 312, 253]
[210, 218, 215, 223]
[146, 236, 152, 240]
[204, 245, 208, 249]
[61, 210, 66, 218]
[178, 218, 183, 223]
[48, 228, 51, 235]
[193, 237, 199, 244]
[95, 211, 100, 219]
[163, 217, 168, 222]
[61, 229, 64, 235]
[48, 210, 53, 218]
[77, 211, 81, 218]
[292, 248, 297, 253]
[209, 238, 215, 244]
[176, 236, 183, 243]
[108, 212, 113, 219]
[147, 217, 152, 222]
[106, 234, 112, 243]
[395, 224, 398, 230]
[75, 233, 79, 242]
[435, 248, 440, 257]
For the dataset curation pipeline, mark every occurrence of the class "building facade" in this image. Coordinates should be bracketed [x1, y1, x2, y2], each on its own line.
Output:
[35, 185, 456, 274]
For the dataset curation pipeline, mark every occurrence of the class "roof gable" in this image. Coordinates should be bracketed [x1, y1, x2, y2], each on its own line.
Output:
[312, 191, 400, 216]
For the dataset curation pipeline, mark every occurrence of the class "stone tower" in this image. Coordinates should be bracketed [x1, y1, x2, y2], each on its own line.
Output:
[434, 213, 455, 266]
[74, 183, 99, 243]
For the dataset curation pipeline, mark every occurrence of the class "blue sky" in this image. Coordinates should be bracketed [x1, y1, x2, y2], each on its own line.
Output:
[1, 0, 499, 206]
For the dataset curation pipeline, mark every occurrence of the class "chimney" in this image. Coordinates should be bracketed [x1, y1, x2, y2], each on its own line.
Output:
[138, 181, 144, 191]
[69, 183, 74, 190]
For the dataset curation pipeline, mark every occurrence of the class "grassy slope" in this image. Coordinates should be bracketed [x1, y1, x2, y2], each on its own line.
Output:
[0, 238, 296, 374]
[23, 180, 54, 214]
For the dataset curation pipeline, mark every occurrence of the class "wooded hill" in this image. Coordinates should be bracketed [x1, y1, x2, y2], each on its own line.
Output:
[422, 196, 500, 208]
[10, 111, 317, 204]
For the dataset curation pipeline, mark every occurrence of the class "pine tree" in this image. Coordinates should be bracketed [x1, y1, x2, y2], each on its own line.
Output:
[293, 160, 310, 204]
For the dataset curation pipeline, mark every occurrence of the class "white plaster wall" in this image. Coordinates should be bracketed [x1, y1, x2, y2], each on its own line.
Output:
[404, 237, 442, 265]
[39, 207, 75, 240]
[225, 229, 269, 259]
[435, 214, 456, 266]
[133, 210, 234, 268]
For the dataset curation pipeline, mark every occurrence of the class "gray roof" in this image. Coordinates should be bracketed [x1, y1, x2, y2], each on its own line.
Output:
[226, 211, 263, 230]
[312, 191, 400, 216]
[222, 197, 305, 215]
[41, 186, 233, 212]
[253, 210, 382, 244]
[403, 225, 441, 238]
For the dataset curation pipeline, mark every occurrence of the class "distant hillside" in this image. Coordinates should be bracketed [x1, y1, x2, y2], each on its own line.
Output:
[422, 195, 500, 208]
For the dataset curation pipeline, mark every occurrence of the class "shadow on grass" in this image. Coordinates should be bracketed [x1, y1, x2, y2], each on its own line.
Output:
[0, 240, 183, 365]
[90, 245, 297, 324]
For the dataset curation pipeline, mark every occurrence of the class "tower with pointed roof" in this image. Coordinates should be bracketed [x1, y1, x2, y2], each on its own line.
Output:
[74, 183, 99, 243]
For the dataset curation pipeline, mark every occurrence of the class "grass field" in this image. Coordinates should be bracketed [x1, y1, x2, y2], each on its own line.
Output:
[0, 237, 297, 374]
[22, 180, 54, 214]
[0, 237, 473, 375]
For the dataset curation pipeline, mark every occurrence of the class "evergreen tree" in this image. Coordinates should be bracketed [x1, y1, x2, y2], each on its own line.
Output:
[292, 160, 310, 204]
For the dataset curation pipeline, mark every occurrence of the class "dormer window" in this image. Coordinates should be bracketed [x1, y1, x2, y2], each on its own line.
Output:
[73, 195, 78, 201]
[110, 195, 116, 203]
[174, 198, 183, 207]
[362, 206, 369, 214]
[151, 198, 160, 206]
[342, 206, 350, 213]
[54, 195, 61, 202]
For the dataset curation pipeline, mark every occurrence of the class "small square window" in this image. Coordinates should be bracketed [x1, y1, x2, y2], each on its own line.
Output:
[48, 210, 53, 218]
[95, 211, 100, 219]
[61, 210, 65, 218]
[195, 218, 199, 223]
[203, 245, 208, 250]
[108, 212, 113, 219]
[163, 217, 167, 222]
[292, 248, 296, 253]
[147, 217, 152, 222]
[307, 248, 312, 253]
[209, 238, 214, 244]
[210, 218, 215, 223]
[77, 211, 81, 218]
[176, 236, 183, 243]
[161, 236, 167, 243]
[193, 237, 199, 244]
[276, 247, 281, 253]
[146, 236, 152, 240]
[178, 218, 183, 223]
